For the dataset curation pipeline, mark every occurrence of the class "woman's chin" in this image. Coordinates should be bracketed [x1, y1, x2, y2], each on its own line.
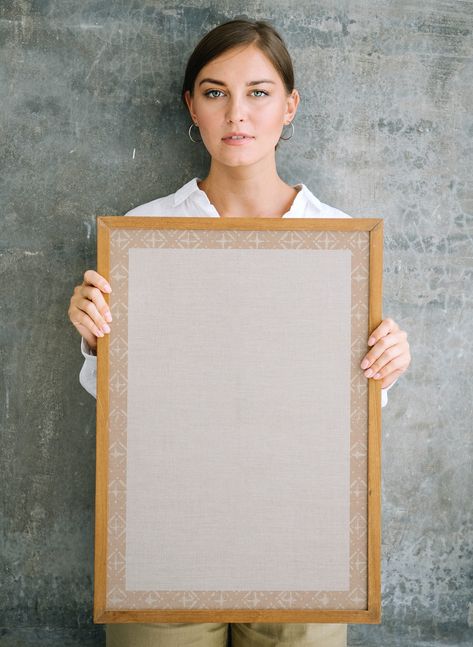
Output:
[211, 146, 273, 168]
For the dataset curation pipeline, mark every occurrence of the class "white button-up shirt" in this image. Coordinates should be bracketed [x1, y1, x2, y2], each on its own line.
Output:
[79, 177, 396, 405]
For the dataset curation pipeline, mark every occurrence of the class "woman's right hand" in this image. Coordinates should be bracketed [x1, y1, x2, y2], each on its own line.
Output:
[68, 270, 113, 352]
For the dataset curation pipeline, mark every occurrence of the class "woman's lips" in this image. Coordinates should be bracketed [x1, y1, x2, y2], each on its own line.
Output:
[222, 135, 255, 146]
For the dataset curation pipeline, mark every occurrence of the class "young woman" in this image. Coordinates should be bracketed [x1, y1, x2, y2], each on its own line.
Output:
[68, 18, 411, 647]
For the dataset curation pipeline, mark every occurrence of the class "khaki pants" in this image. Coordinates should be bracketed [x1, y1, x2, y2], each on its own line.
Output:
[106, 622, 347, 646]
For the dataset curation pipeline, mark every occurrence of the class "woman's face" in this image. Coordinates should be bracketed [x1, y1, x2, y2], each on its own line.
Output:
[184, 43, 299, 168]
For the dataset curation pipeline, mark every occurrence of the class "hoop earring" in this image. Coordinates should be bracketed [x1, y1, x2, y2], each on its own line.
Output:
[280, 121, 294, 141]
[188, 123, 202, 143]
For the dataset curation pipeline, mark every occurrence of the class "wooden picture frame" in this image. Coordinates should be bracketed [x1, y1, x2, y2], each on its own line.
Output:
[94, 216, 383, 624]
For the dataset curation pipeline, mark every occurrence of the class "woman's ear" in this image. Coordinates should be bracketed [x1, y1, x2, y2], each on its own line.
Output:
[184, 90, 197, 123]
[285, 88, 300, 124]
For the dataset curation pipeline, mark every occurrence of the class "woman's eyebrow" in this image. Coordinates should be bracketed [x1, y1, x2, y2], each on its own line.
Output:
[198, 77, 276, 87]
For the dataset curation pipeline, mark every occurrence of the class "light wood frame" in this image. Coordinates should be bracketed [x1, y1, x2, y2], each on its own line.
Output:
[94, 216, 383, 624]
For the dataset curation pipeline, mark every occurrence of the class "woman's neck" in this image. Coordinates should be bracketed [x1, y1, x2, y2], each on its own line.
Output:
[198, 161, 300, 219]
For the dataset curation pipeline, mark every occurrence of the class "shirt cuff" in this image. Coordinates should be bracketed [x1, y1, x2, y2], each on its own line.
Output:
[81, 336, 97, 358]
[383, 377, 398, 392]
[380, 377, 398, 408]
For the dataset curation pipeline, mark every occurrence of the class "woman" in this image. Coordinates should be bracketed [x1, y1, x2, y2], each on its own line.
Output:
[69, 18, 410, 647]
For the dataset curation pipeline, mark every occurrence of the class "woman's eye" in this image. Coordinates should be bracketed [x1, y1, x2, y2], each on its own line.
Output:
[204, 90, 224, 98]
[203, 89, 269, 98]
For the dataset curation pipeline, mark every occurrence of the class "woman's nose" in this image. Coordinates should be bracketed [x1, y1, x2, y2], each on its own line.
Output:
[225, 97, 246, 123]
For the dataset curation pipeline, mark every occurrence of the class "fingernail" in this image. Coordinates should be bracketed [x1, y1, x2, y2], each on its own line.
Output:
[103, 284, 112, 293]
[368, 337, 375, 345]
[365, 369, 373, 377]
[105, 311, 112, 322]
[102, 324, 111, 333]
[361, 359, 369, 369]
[374, 373, 381, 379]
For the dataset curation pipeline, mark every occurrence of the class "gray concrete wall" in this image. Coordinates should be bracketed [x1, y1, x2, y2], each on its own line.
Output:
[1, 1, 472, 645]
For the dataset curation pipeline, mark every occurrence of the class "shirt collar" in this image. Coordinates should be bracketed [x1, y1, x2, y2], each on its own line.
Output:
[173, 177, 202, 206]
[173, 176, 312, 216]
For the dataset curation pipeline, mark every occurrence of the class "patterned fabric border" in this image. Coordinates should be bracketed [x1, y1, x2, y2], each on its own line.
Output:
[105, 228, 369, 610]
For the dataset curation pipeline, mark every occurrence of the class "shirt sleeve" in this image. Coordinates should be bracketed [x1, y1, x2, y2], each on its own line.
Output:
[381, 378, 398, 408]
[79, 337, 97, 399]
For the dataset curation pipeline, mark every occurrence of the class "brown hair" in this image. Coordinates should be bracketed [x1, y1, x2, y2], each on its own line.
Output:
[181, 18, 295, 107]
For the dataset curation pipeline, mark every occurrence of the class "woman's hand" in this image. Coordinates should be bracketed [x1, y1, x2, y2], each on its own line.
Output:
[68, 270, 113, 352]
[360, 317, 410, 389]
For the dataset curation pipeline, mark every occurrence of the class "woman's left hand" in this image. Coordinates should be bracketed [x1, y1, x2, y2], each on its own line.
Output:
[360, 318, 411, 389]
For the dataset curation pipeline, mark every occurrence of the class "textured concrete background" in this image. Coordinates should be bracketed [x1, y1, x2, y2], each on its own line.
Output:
[1, 0, 472, 645]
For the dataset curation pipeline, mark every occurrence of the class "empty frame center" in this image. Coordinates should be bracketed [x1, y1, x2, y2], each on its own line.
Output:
[125, 247, 352, 592]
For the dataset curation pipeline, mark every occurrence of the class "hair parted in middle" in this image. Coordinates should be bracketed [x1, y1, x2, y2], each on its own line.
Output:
[181, 18, 296, 107]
